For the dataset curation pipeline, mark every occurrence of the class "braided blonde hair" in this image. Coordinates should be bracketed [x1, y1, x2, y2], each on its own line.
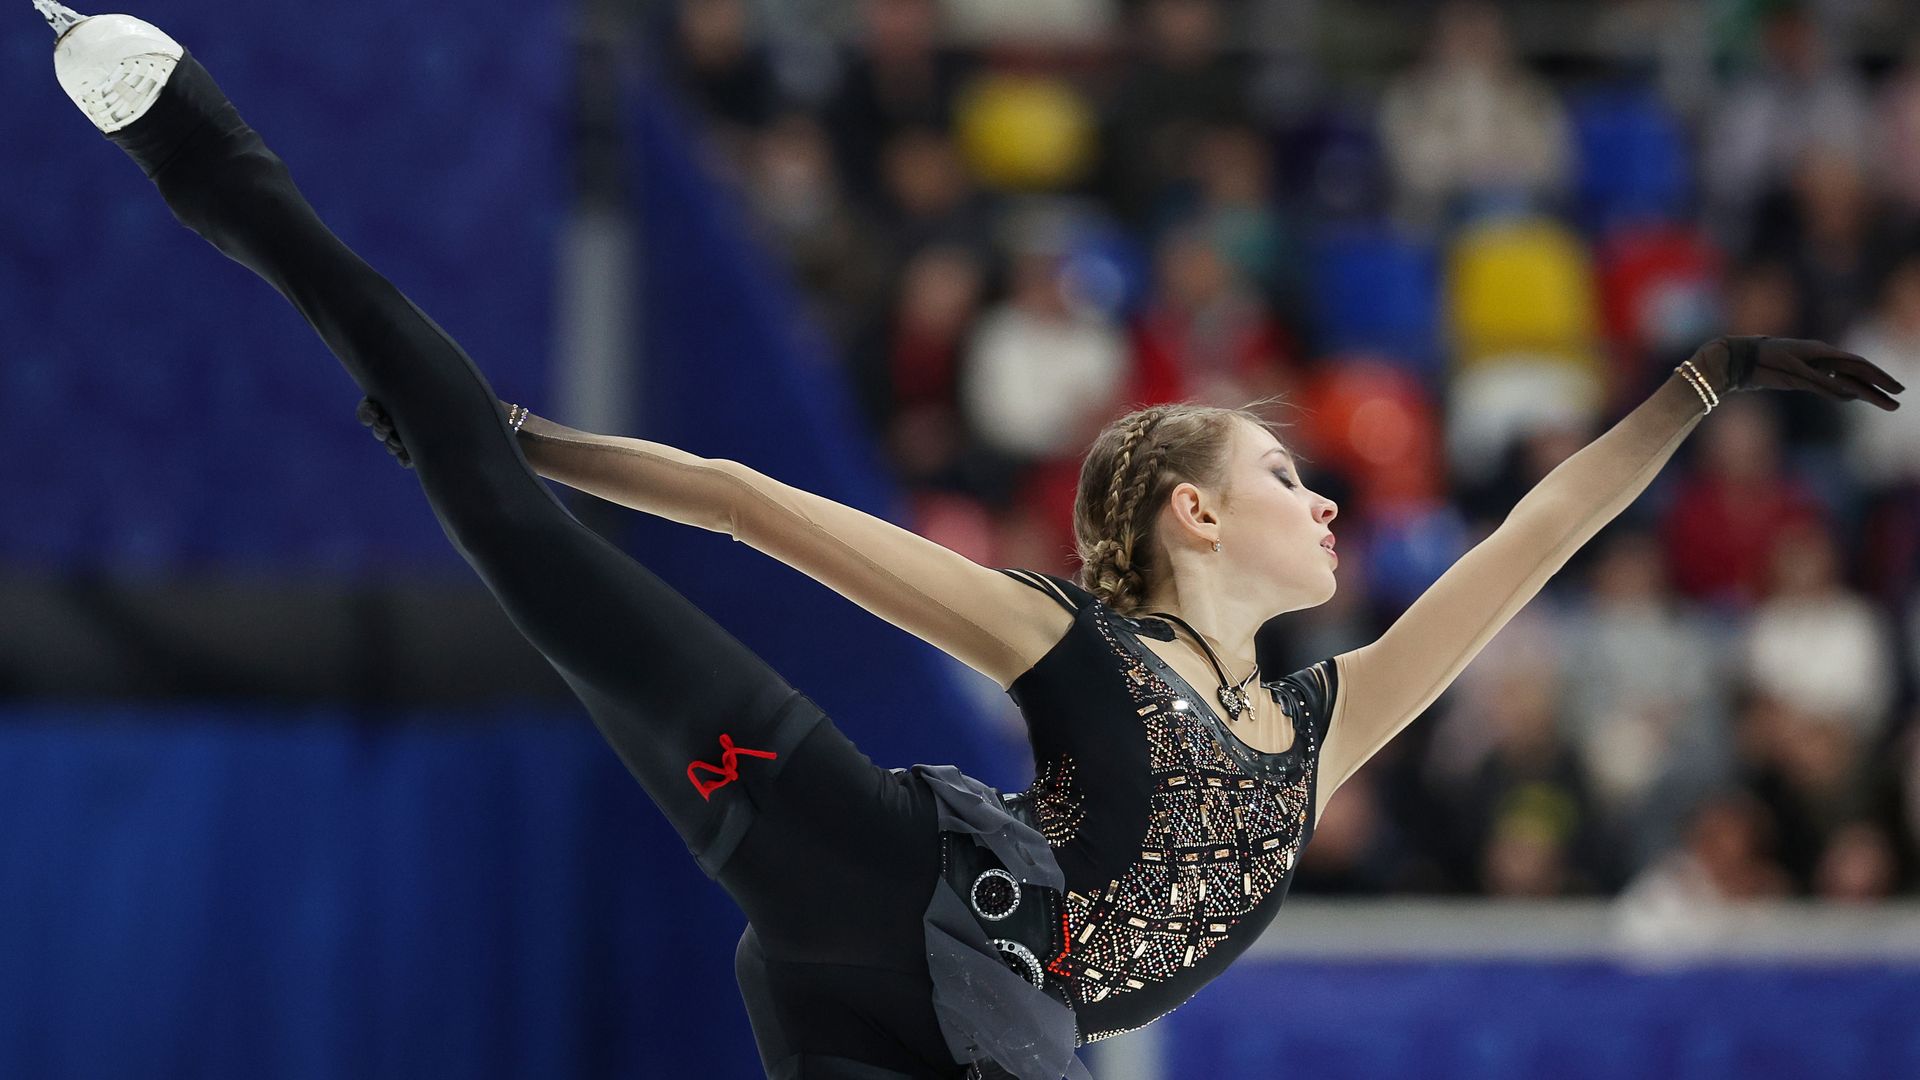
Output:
[1073, 395, 1302, 617]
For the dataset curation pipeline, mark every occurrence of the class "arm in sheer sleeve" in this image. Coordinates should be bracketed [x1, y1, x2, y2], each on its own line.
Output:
[513, 413, 1069, 690]
[1315, 372, 1710, 815]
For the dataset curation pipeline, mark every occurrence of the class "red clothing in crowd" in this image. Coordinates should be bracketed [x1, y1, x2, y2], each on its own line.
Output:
[889, 320, 963, 411]
[1658, 470, 1827, 607]
[1125, 301, 1298, 407]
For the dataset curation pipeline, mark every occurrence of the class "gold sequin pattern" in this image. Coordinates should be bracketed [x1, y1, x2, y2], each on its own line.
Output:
[1028, 753, 1087, 847]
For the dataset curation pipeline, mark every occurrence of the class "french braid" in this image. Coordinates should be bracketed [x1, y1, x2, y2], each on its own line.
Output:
[1088, 414, 1170, 614]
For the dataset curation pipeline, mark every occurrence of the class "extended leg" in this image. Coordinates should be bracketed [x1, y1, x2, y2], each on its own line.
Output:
[70, 39, 830, 879]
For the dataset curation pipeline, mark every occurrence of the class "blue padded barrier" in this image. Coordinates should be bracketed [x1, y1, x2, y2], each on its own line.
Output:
[1158, 956, 1920, 1080]
[0, 704, 762, 1080]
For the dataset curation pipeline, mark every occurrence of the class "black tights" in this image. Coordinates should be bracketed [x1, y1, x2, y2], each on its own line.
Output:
[108, 51, 961, 1079]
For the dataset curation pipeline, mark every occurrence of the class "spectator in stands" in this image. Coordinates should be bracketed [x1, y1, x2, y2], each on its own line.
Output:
[1423, 604, 1565, 792]
[1898, 713, 1920, 885]
[1701, 2, 1871, 258]
[1129, 221, 1299, 410]
[876, 125, 994, 260]
[742, 111, 891, 347]
[1717, 254, 1865, 458]
[1376, 0, 1572, 231]
[944, 0, 1118, 48]
[1179, 123, 1307, 319]
[1840, 252, 1920, 491]
[1868, 30, 1920, 229]
[1590, 0, 1714, 119]
[1749, 149, 1901, 348]
[1451, 662, 1605, 894]
[1480, 795, 1584, 897]
[1293, 769, 1414, 894]
[1812, 820, 1900, 902]
[851, 244, 987, 490]
[1843, 256, 1920, 609]
[823, 0, 973, 203]
[1456, 420, 1592, 534]
[1724, 258, 1806, 338]
[957, 218, 1128, 500]
[1658, 394, 1825, 609]
[1616, 789, 1793, 921]
[1103, 0, 1253, 225]
[1741, 160, 1897, 453]
[1738, 691, 1882, 893]
[1866, 30, 1920, 227]
[666, 0, 780, 157]
[1560, 529, 1731, 879]
[1740, 518, 1900, 741]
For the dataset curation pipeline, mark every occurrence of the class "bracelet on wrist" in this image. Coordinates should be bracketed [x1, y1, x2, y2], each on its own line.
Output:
[1675, 361, 1718, 414]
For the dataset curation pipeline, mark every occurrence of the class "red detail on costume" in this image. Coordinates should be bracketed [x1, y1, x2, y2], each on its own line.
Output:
[1047, 910, 1073, 976]
[687, 733, 779, 800]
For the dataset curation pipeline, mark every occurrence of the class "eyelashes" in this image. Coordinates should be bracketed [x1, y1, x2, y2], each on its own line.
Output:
[1273, 470, 1296, 489]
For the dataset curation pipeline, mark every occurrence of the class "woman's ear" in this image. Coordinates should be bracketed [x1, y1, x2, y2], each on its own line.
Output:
[1164, 482, 1218, 546]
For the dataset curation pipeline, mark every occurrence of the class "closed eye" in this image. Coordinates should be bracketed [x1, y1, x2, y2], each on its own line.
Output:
[1273, 470, 1296, 489]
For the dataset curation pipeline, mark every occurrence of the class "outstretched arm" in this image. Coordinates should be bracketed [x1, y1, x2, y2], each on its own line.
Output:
[1315, 371, 1708, 816]
[1312, 337, 1902, 824]
[505, 412, 1072, 690]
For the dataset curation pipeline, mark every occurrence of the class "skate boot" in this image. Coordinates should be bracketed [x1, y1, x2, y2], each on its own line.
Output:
[39, 3, 257, 181]
[40, 2, 182, 134]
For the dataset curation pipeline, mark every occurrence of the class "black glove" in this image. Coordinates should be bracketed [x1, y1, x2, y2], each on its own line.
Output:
[1700, 336, 1904, 411]
[357, 397, 412, 469]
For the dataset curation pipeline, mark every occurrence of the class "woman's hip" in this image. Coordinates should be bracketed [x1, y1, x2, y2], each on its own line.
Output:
[714, 714, 944, 969]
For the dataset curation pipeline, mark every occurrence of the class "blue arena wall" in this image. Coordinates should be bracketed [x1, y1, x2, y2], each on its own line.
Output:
[1155, 957, 1920, 1080]
[0, 704, 769, 1080]
[0, 0, 568, 572]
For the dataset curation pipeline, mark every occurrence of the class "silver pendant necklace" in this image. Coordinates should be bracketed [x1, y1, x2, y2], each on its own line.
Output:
[1144, 610, 1259, 722]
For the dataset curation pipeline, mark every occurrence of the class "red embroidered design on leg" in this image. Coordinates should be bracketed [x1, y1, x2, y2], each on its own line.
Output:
[687, 733, 779, 800]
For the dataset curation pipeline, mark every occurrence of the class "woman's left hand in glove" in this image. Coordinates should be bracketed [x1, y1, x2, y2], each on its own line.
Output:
[1691, 336, 1904, 410]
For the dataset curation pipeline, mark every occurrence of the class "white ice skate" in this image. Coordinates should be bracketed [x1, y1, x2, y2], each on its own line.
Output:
[37, 1, 183, 134]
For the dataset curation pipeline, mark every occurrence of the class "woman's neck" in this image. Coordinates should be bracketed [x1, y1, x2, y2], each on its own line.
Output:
[1143, 600, 1260, 678]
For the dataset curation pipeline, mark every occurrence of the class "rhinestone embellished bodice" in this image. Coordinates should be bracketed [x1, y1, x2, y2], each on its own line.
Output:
[996, 569, 1338, 1044]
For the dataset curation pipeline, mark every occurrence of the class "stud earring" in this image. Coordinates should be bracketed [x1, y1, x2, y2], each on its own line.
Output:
[1212, 540, 1220, 552]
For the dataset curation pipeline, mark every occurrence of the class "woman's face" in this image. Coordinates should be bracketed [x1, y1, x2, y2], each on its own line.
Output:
[1217, 419, 1340, 605]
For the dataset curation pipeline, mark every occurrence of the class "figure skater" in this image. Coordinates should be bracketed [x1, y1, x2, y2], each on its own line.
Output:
[38, 5, 1904, 1078]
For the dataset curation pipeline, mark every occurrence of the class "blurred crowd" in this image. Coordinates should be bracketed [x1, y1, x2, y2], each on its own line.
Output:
[647, 0, 1920, 905]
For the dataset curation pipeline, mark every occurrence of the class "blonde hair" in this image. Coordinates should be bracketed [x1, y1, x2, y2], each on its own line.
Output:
[1072, 395, 1304, 616]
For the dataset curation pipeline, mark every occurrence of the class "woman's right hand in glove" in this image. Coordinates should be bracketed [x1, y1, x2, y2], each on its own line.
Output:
[357, 397, 412, 468]
[1686, 336, 1904, 411]
[357, 397, 534, 469]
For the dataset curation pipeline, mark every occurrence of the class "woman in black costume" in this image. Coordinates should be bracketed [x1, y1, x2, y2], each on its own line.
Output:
[39, 6, 1904, 1078]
